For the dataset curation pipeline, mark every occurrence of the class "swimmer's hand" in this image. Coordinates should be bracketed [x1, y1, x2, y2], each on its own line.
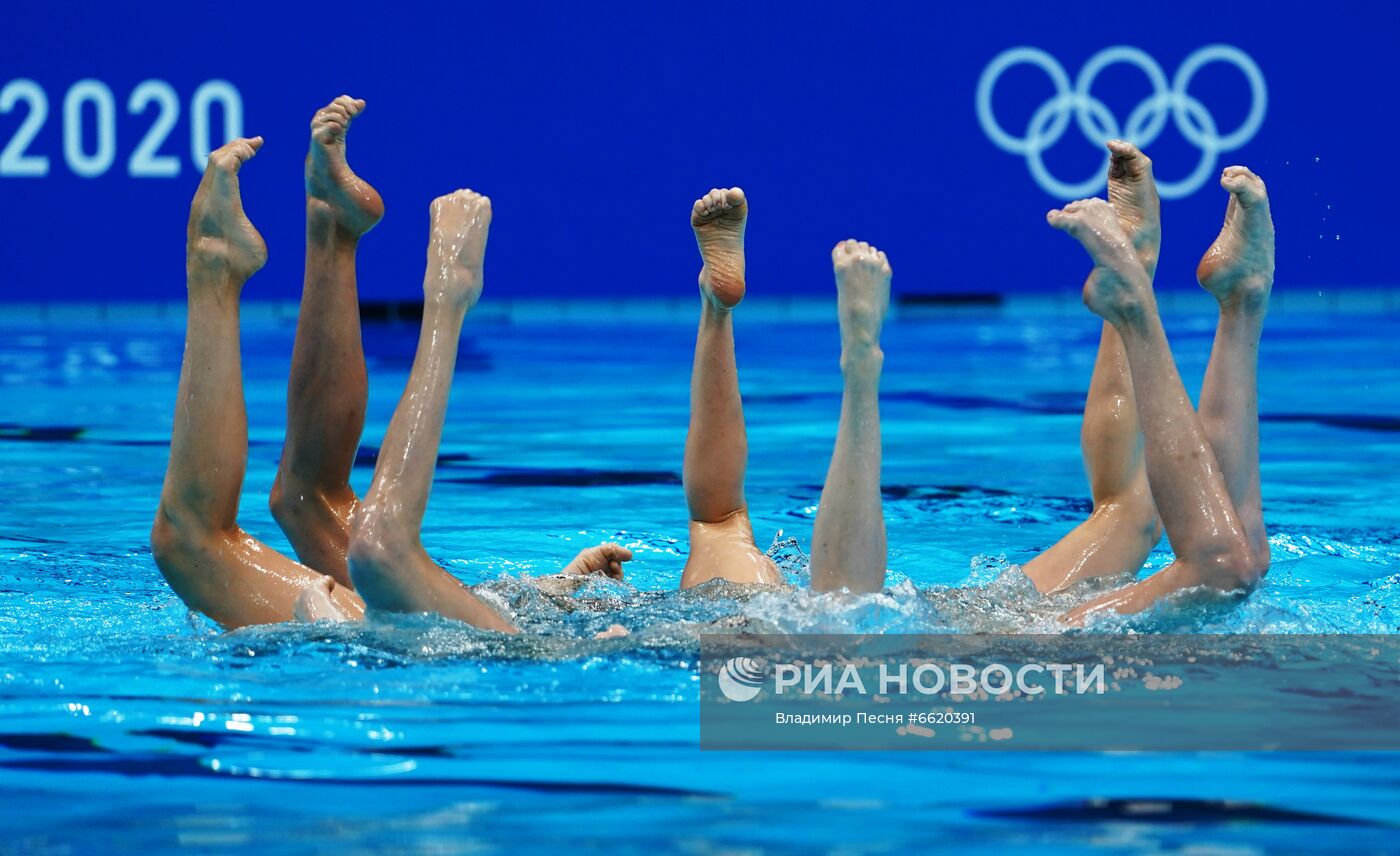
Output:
[561, 543, 633, 580]
[293, 577, 352, 623]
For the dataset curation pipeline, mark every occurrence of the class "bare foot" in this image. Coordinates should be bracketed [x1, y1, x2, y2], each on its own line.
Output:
[1105, 140, 1161, 276]
[424, 189, 492, 308]
[1197, 166, 1274, 314]
[692, 187, 748, 310]
[831, 239, 891, 357]
[561, 542, 634, 580]
[188, 137, 268, 285]
[306, 95, 384, 237]
[593, 624, 630, 640]
[1046, 199, 1152, 326]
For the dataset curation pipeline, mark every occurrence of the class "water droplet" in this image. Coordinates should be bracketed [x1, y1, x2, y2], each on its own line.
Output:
[1314, 156, 1320, 163]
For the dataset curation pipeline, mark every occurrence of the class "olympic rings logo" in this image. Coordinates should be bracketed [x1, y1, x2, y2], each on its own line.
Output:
[976, 45, 1267, 199]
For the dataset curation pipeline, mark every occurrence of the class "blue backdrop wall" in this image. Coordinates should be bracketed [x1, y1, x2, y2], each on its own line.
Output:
[1, 0, 1396, 302]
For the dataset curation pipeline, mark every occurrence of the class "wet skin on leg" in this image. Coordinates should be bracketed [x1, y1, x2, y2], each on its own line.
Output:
[680, 188, 782, 588]
[810, 240, 890, 594]
[345, 190, 516, 630]
[1023, 141, 1163, 593]
[1046, 195, 1265, 622]
[345, 191, 631, 629]
[1196, 166, 1274, 563]
[150, 137, 366, 628]
[271, 96, 384, 588]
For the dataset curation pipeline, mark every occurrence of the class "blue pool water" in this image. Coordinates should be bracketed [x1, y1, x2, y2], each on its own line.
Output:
[0, 298, 1397, 853]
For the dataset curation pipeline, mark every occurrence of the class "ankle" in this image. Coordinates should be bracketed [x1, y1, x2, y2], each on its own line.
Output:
[1106, 294, 1157, 335]
[307, 202, 367, 245]
[186, 266, 245, 294]
[422, 284, 477, 316]
[700, 295, 736, 322]
[1218, 279, 1271, 318]
[840, 342, 883, 376]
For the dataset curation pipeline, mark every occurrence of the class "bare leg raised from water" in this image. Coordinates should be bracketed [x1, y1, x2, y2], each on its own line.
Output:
[346, 191, 630, 629]
[1046, 198, 1263, 621]
[151, 137, 365, 628]
[680, 188, 781, 588]
[1023, 141, 1161, 593]
[1196, 166, 1274, 562]
[271, 96, 384, 588]
[810, 241, 890, 593]
[346, 190, 515, 630]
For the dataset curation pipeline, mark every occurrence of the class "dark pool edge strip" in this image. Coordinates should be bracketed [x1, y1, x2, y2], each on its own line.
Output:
[973, 797, 1391, 827]
[0, 756, 721, 797]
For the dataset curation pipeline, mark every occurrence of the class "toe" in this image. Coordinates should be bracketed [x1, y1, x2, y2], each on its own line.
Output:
[1220, 167, 1266, 203]
[209, 137, 262, 172]
[1224, 165, 1262, 185]
[1107, 139, 1151, 170]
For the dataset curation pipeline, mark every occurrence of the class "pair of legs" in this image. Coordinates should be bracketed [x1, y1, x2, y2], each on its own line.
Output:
[150, 123, 371, 628]
[680, 189, 890, 593]
[153, 97, 627, 631]
[1021, 142, 1167, 595]
[1029, 141, 1274, 620]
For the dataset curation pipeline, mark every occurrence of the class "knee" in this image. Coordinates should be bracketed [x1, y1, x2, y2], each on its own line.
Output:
[150, 505, 221, 577]
[345, 523, 387, 575]
[1200, 538, 1266, 590]
[268, 476, 291, 525]
[268, 474, 321, 531]
[271, 477, 354, 543]
[345, 506, 413, 580]
[1240, 541, 1270, 584]
[149, 510, 184, 569]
